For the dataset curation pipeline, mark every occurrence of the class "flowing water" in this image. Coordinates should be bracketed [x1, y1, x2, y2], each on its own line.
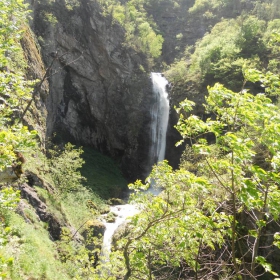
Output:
[101, 204, 139, 257]
[150, 72, 170, 164]
[101, 72, 170, 256]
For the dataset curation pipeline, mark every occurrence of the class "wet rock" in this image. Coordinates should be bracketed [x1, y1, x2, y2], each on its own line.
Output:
[107, 198, 125, 205]
[81, 219, 106, 240]
[104, 212, 117, 223]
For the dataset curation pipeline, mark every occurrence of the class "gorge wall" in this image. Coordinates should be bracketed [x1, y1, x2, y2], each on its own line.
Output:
[24, 0, 221, 180]
[27, 0, 155, 180]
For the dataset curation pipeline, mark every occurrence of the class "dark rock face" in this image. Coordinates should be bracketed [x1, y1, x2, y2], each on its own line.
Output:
[19, 182, 62, 240]
[165, 106, 185, 169]
[27, 0, 155, 180]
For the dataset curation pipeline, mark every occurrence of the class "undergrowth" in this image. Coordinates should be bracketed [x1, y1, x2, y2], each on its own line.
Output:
[1, 143, 125, 279]
[3, 212, 71, 280]
[81, 147, 128, 199]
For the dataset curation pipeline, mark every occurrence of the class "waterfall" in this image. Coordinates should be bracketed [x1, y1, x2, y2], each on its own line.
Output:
[101, 205, 139, 257]
[150, 72, 170, 164]
[101, 72, 170, 259]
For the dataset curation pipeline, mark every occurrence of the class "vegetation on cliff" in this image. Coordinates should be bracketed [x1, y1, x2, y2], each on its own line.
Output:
[165, 0, 280, 94]
[1, 0, 280, 279]
[98, 0, 164, 61]
[0, 1, 111, 279]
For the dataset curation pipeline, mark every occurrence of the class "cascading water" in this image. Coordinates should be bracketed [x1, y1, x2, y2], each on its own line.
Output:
[101, 72, 170, 257]
[150, 72, 170, 164]
[101, 205, 139, 258]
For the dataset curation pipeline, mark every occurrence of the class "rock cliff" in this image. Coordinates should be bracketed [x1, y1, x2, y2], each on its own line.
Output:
[27, 0, 155, 180]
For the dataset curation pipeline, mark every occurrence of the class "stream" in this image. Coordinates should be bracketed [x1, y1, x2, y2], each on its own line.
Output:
[101, 204, 139, 257]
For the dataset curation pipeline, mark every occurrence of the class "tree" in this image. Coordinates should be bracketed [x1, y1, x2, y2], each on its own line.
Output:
[48, 143, 86, 195]
[0, 1, 38, 277]
[0, 0, 37, 172]
[99, 0, 164, 59]
[112, 69, 280, 279]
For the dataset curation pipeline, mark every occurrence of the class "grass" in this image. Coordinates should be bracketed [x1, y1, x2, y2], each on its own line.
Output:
[3, 187, 108, 280]
[24, 143, 128, 200]
[36, 186, 108, 230]
[3, 212, 72, 280]
[81, 147, 128, 199]
[1, 144, 128, 279]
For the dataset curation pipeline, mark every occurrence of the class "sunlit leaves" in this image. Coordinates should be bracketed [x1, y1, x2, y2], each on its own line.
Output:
[0, 125, 36, 171]
[115, 66, 280, 279]
[120, 160, 232, 279]
[138, 22, 163, 58]
[256, 256, 279, 276]
[0, 2, 40, 279]
[0, 0, 29, 67]
[189, 0, 231, 14]
[99, 0, 163, 59]
[0, 0, 34, 121]
[0, 71, 34, 118]
[244, 67, 280, 95]
[166, 11, 280, 92]
[0, 0, 37, 171]
[48, 143, 86, 195]
[0, 187, 20, 211]
[274, 232, 280, 249]
[172, 70, 280, 278]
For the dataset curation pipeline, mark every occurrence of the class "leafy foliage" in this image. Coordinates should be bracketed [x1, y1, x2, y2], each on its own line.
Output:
[2, 0, 280, 279]
[189, 0, 231, 14]
[253, 0, 280, 20]
[107, 69, 280, 279]
[0, 1, 38, 277]
[48, 143, 85, 195]
[98, 0, 164, 60]
[0, 2, 92, 279]
[0, 0, 37, 171]
[0, 0, 29, 68]
[166, 3, 280, 92]
[190, 0, 280, 20]
[0, 125, 36, 171]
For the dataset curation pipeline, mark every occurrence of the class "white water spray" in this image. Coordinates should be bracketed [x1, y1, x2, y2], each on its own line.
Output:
[101, 72, 170, 258]
[150, 72, 170, 164]
[101, 205, 139, 257]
